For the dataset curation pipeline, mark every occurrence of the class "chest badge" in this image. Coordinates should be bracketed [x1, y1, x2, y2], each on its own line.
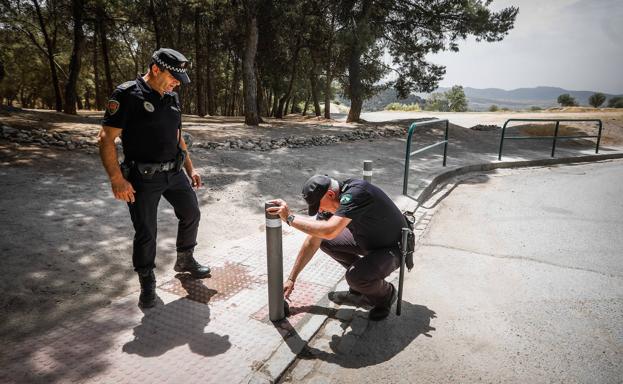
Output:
[340, 193, 352, 204]
[143, 101, 155, 112]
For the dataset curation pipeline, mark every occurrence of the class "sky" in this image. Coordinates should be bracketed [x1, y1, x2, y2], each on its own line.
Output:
[425, 0, 623, 94]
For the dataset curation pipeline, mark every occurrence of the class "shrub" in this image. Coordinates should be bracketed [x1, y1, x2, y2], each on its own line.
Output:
[385, 102, 421, 111]
[588, 93, 606, 108]
[607, 96, 623, 108]
[530, 106, 542, 111]
[489, 104, 499, 112]
[557, 93, 578, 107]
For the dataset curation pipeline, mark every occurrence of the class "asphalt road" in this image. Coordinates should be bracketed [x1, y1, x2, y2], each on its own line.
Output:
[285, 159, 623, 383]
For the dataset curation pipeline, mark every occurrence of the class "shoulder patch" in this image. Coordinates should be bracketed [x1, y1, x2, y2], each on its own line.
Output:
[106, 99, 120, 115]
[117, 80, 136, 90]
[340, 193, 352, 204]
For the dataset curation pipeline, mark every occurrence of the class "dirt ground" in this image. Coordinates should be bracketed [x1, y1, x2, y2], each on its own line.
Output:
[1, 108, 622, 343]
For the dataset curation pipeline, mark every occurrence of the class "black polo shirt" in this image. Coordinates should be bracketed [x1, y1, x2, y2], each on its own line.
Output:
[334, 179, 406, 251]
[102, 76, 181, 163]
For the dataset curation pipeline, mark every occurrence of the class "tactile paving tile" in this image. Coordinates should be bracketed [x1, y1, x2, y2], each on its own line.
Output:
[251, 280, 331, 334]
[159, 262, 264, 304]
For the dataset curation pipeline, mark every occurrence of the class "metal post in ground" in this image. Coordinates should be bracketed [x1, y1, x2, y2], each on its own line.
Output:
[265, 202, 286, 322]
[396, 227, 410, 316]
[363, 160, 373, 183]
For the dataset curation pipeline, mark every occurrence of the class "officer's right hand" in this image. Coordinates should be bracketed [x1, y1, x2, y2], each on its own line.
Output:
[283, 278, 295, 301]
[111, 177, 136, 203]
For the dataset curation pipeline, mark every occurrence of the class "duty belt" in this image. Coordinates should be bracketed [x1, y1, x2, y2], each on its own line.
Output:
[132, 160, 177, 175]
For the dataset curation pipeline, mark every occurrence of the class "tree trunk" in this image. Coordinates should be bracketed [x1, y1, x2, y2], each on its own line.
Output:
[302, 93, 310, 116]
[97, 4, 114, 97]
[310, 72, 321, 116]
[93, 30, 103, 110]
[346, 46, 363, 123]
[275, 39, 301, 118]
[63, 0, 85, 115]
[194, 8, 206, 116]
[33, 0, 63, 111]
[149, 0, 161, 48]
[84, 88, 91, 110]
[242, 6, 260, 125]
[271, 90, 279, 117]
[229, 55, 240, 116]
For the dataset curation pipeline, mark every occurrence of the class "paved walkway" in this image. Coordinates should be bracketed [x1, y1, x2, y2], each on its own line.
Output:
[1, 118, 622, 384]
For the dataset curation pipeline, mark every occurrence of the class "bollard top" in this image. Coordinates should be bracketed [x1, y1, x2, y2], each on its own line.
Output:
[265, 201, 280, 219]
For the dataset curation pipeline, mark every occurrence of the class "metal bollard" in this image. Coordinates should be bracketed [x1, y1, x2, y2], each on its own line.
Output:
[363, 160, 373, 183]
[396, 227, 409, 316]
[265, 202, 286, 322]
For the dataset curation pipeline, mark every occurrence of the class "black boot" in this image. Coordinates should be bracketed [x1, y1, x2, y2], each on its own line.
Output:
[368, 283, 397, 321]
[174, 249, 211, 278]
[138, 270, 156, 308]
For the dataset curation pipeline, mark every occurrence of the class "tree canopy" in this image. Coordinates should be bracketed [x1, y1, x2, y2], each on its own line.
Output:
[0, 0, 518, 123]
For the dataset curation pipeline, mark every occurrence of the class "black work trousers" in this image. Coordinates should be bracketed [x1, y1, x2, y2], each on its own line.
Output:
[127, 169, 200, 274]
[320, 228, 400, 307]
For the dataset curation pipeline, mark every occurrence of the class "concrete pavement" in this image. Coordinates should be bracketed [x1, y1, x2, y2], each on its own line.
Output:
[282, 160, 623, 383]
[2, 115, 622, 383]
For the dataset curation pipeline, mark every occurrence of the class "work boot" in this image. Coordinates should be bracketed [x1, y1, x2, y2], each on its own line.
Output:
[138, 270, 156, 308]
[174, 249, 211, 278]
[368, 283, 397, 321]
[328, 287, 370, 307]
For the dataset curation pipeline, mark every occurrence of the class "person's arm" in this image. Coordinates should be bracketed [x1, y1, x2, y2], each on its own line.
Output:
[179, 133, 202, 189]
[98, 125, 135, 203]
[283, 235, 322, 299]
[266, 199, 351, 240]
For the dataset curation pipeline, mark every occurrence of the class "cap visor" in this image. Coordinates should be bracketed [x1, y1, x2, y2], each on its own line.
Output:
[308, 202, 320, 216]
[172, 71, 190, 85]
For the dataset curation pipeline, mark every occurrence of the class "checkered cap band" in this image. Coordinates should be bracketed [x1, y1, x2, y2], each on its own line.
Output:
[152, 55, 187, 73]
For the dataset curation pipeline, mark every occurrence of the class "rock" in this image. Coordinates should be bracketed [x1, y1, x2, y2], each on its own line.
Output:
[67, 143, 76, 150]
[1, 125, 18, 135]
[182, 132, 193, 148]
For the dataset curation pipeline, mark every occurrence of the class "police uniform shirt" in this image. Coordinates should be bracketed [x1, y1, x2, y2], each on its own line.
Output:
[334, 179, 406, 250]
[102, 76, 181, 163]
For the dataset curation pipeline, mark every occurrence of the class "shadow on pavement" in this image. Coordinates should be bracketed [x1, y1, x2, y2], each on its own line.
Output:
[122, 297, 231, 358]
[281, 300, 436, 368]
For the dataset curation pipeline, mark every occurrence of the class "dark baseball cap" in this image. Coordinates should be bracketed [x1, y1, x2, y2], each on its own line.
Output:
[151, 48, 191, 84]
[301, 175, 331, 215]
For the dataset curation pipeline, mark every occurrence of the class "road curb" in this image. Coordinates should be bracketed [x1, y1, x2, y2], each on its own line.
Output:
[413, 152, 623, 208]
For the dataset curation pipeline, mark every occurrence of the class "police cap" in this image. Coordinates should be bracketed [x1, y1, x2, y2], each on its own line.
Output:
[151, 48, 191, 84]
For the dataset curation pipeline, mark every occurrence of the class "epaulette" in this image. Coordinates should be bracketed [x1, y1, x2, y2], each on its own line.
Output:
[116, 80, 137, 90]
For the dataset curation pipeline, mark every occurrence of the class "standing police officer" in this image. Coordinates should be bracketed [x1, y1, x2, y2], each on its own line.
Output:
[98, 48, 210, 308]
[267, 175, 406, 321]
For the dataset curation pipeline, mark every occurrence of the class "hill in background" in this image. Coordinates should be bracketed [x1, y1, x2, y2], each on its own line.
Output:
[339, 86, 623, 112]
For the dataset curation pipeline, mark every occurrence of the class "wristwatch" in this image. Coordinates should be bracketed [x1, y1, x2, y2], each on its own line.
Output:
[286, 214, 296, 226]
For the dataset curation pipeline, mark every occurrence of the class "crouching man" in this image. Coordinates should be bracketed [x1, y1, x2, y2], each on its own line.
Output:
[266, 175, 406, 320]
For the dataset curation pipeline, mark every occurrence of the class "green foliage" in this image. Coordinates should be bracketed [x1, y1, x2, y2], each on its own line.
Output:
[445, 85, 468, 112]
[607, 96, 623, 108]
[385, 102, 421, 111]
[425, 93, 449, 112]
[530, 106, 542, 111]
[557, 93, 578, 107]
[489, 105, 499, 112]
[588, 93, 606, 108]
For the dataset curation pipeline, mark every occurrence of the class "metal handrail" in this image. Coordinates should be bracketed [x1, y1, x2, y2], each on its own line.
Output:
[403, 119, 449, 195]
[498, 118, 603, 160]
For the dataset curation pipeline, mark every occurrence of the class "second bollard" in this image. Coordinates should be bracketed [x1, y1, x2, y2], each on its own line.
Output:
[363, 160, 373, 183]
[265, 202, 286, 321]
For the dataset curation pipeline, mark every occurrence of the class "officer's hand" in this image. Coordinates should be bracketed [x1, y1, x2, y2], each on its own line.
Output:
[283, 278, 295, 301]
[266, 199, 290, 221]
[111, 177, 136, 203]
[190, 170, 202, 189]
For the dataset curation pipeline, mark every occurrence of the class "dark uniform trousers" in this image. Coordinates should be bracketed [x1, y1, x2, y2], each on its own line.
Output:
[320, 228, 400, 307]
[128, 168, 200, 274]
